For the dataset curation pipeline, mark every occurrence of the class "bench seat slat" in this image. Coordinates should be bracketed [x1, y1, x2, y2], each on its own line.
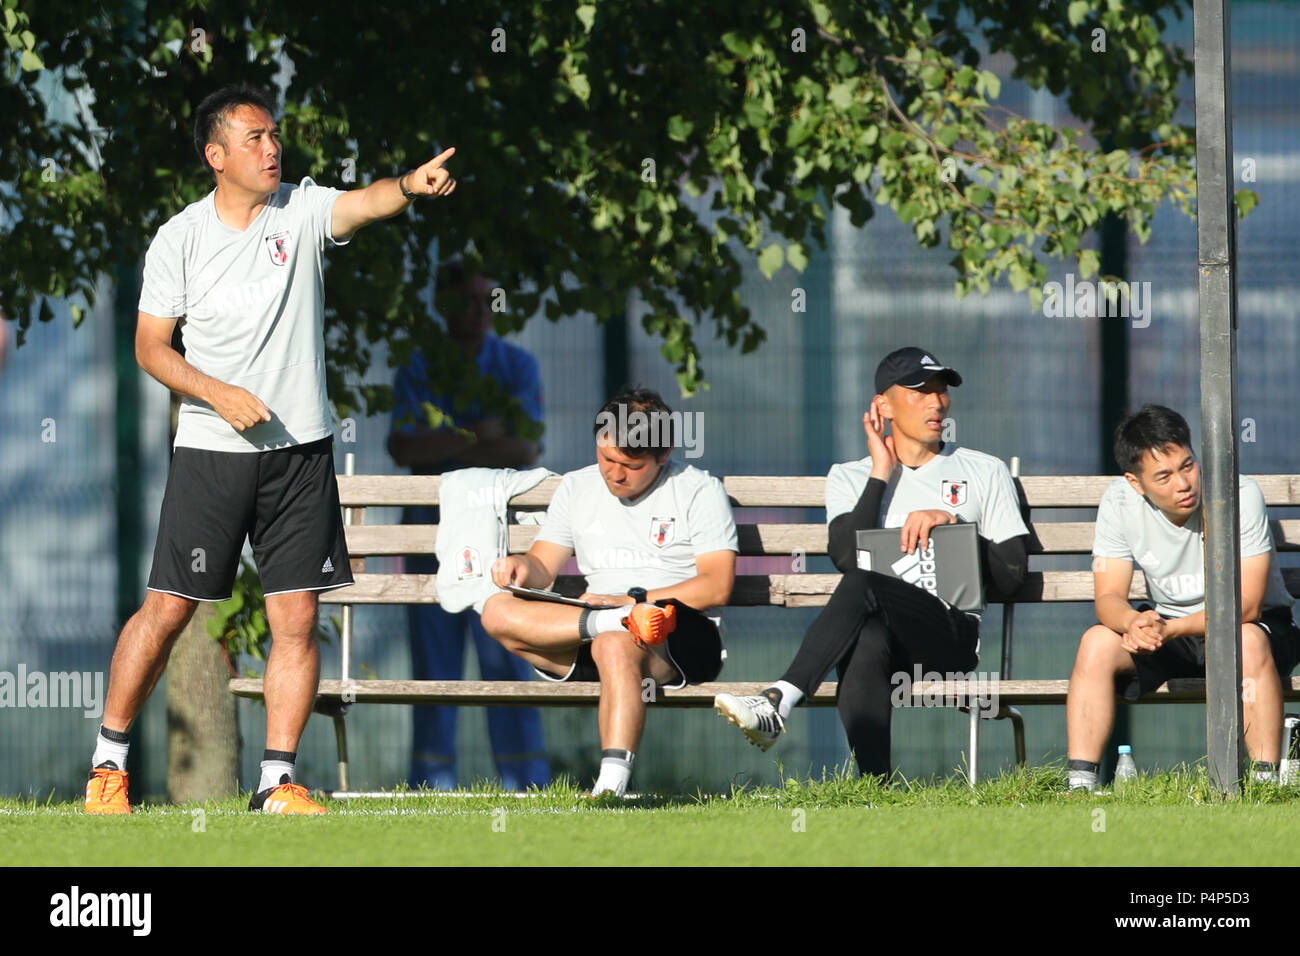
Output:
[320, 568, 1300, 606]
[229, 677, 1300, 707]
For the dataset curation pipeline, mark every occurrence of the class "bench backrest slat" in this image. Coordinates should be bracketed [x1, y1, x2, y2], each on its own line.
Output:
[337, 474, 1300, 509]
[343, 518, 1300, 557]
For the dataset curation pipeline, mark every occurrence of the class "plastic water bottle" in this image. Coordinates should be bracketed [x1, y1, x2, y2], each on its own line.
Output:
[1116, 745, 1137, 783]
[1282, 716, 1300, 785]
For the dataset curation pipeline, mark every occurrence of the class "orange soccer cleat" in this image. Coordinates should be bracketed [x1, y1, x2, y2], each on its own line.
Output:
[85, 766, 131, 815]
[248, 778, 327, 814]
[626, 602, 677, 648]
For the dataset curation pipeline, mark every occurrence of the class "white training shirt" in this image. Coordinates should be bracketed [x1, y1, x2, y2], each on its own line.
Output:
[825, 443, 1029, 543]
[138, 177, 348, 452]
[1092, 475, 1293, 619]
[536, 459, 738, 597]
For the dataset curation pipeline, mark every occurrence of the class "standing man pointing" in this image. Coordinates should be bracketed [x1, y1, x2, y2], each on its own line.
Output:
[85, 85, 457, 814]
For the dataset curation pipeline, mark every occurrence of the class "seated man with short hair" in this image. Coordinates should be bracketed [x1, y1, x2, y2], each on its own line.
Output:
[1066, 404, 1300, 791]
[481, 388, 737, 796]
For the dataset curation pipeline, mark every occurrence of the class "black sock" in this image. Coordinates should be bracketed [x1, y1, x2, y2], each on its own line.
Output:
[1068, 759, 1100, 773]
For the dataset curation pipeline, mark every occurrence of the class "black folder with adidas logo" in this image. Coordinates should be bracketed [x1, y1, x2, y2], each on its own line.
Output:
[855, 523, 985, 612]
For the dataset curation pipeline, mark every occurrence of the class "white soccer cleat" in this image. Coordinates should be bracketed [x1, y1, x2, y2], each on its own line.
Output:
[714, 693, 785, 751]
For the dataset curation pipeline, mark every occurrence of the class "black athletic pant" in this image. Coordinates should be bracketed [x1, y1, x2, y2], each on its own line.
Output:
[779, 569, 980, 777]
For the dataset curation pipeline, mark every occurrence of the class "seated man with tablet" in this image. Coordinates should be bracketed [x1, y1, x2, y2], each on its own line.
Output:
[482, 388, 737, 796]
[714, 347, 1030, 778]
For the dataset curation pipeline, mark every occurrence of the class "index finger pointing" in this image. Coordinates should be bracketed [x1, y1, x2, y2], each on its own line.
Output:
[427, 146, 456, 168]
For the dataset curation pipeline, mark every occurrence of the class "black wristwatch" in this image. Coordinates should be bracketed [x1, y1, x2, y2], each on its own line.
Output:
[399, 171, 419, 201]
[627, 587, 648, 603]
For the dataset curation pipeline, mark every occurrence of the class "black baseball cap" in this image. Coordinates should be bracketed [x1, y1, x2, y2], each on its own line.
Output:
[874, 347, 963, 395]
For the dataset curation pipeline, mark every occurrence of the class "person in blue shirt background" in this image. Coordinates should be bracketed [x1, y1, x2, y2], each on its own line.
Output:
[388, 259, 550, 790]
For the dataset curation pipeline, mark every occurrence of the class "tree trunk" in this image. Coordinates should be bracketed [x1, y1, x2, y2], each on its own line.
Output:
[163, 378, 241, 803]
[166, 601, 242, 802]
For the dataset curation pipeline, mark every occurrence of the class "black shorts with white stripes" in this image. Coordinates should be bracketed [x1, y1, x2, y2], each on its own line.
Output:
[146, 436, 353, 601]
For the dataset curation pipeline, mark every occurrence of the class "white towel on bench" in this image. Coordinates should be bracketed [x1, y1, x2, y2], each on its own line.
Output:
[435, 466, 556, 614]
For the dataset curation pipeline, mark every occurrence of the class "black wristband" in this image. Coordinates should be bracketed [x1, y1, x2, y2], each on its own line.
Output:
[627, 587, 648, 603]
[399, 172, 419, 200]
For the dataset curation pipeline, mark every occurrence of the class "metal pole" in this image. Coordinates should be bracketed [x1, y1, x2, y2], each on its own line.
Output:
[968, 705, 979, 788]
[1193, 0, 1245, 796]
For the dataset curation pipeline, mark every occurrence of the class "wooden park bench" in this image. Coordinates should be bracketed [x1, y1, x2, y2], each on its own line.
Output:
[229, 458, 1300, 790]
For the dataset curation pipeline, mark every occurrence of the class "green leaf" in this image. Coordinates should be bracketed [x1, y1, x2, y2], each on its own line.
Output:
[1008, 263, 1029, 292]
[1235, 189, 1259, 219]
[1067, 1, 1090, 27]
[757, 244, 784, 278]
[667, 114, 694, 143]
[576, 4, 596, 33]
[827, 81, 855, 110]
[568, 72, 591, 104]
[20, 48, 42, 71]
[980, 70, 1001, 100]
[1078, 248, 1100, 279]
[787, 243, 809, 272]
[721, 32, 752, 58]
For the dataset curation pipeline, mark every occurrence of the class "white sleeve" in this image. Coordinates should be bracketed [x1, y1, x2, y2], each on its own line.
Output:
[1092, 483, 1133, 560]
[300, 177, 348, 249]
[137, 228, 185, 318]
[979, 461, 1029, 543]
[825, 460, 869, 524]
[536, 474, 575, 549]
[1239, 480, 1272, 559]
[688, 475, 738, 554]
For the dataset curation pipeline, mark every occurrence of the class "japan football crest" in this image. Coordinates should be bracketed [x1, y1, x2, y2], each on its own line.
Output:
[649, 516, 676, 548]
[265, 231, 290, 266]
[456, 545, 482, 580]
[942, 479, 967, 507]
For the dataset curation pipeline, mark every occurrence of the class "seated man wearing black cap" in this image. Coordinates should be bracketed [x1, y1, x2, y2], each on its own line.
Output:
[715, 347, 1031, 778]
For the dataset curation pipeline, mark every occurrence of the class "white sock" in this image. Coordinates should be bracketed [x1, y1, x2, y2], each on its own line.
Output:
[1068, 769, 1098, 791]
[258, 758, 296, 792]
[583, 607, 631, 639]
[768, 681, 803, 720]
[592, 749, 635, 796]
[1253, 764, 1279, 784]
[92, 726, 130, 770]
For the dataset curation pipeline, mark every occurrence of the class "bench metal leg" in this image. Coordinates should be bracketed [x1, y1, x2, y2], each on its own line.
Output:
[312, 697, 351, 793]
[1003, 706, 1026, 767]
[332, 711, 350, 793]
[964, 703, 1026, 787]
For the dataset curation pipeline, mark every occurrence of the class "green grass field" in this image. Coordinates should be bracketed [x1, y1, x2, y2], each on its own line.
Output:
[11, 767, 1300, 866]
